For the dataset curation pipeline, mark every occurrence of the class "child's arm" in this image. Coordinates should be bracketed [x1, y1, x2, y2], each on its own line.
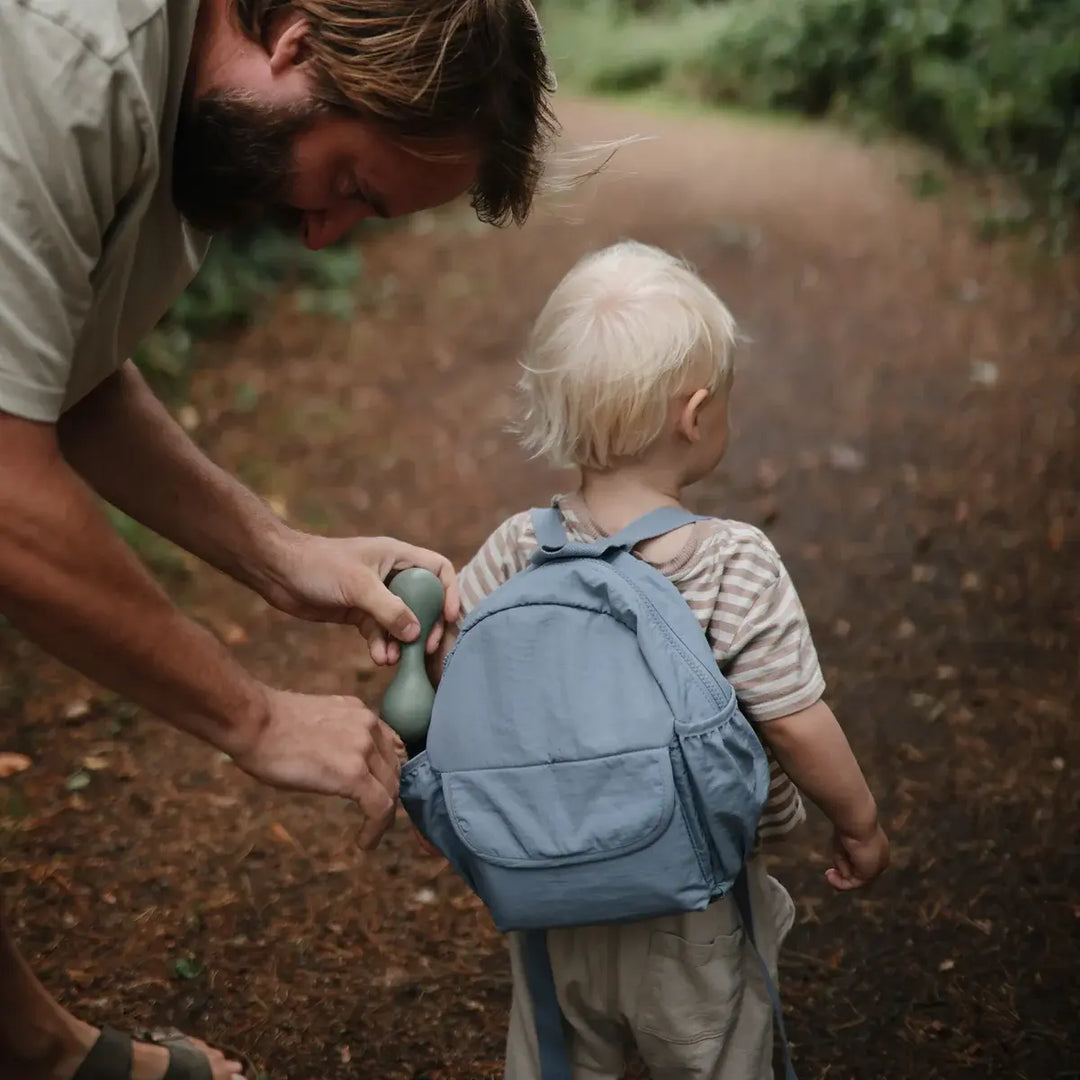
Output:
[760, 699, 889, 890]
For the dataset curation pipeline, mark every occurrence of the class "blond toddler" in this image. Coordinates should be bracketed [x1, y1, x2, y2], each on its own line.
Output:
[446, 240, 889, 1079]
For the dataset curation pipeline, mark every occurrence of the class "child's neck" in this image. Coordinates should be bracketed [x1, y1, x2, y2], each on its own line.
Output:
[579, 465, 685, 535]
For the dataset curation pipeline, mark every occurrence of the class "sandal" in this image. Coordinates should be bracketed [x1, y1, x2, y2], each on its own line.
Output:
[71, 1026, 214, 1080]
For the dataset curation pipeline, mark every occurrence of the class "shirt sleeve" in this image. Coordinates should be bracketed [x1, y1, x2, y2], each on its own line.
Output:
[0, 7, 142, 421]
[458, 512, 536, 616]
[711, 535, 826, 723]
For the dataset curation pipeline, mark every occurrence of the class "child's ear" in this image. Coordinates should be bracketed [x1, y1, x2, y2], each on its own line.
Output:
[676, 389, 711, 443]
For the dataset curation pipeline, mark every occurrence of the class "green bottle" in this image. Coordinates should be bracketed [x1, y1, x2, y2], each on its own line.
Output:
[380, 568, 445, 756]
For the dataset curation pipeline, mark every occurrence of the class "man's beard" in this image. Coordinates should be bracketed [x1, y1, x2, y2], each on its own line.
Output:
[172, 91, 317, 234]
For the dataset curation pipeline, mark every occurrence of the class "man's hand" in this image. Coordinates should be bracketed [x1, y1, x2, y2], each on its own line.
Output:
[257, 532, 460, 665]
[825, 822, 890, 891]
[230, 689, 405, 849]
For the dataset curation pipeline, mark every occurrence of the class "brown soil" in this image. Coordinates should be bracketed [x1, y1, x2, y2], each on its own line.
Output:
[2, 99, 1078, 1080]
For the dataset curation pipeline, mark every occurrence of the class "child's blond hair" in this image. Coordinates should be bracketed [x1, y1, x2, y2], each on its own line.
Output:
[517, 241, 738, 470]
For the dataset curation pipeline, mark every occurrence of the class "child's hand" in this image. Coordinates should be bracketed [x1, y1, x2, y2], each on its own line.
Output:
[825, 823, 890, 891]
[425, 623, 459, 687]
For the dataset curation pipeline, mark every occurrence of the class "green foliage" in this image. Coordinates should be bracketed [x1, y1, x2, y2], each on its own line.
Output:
[135, 228, 361, 399]
[544, 0, 1080, 245]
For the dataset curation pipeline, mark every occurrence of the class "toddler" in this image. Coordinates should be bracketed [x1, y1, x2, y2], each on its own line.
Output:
[448, 241, 889, 1079]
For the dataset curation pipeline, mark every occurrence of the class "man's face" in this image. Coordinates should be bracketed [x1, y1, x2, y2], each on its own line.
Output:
[173, 91, 480, 249]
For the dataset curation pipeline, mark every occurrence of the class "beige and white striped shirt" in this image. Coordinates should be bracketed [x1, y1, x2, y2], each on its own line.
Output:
[458, 494, 825, 841]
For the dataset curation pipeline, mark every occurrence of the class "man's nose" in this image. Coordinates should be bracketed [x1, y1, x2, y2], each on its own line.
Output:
[302, 204, 371, 251]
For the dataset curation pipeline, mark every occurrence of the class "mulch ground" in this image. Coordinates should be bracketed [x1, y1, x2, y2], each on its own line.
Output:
[2, 100, 1078, 1079]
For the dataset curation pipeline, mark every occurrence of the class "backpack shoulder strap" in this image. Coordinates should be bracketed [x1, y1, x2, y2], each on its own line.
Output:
[732, 869, 798, 1080]
[608, 507, 708, 552]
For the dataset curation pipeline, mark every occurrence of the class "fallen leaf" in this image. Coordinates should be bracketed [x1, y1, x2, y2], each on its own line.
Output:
[82, 755, 110, 772]
[62, 700, 92, 723]
[65, 771, 91, 792]
[340, 1046, 352, 1065]
[0, 753, 32, 778]
[269, 822, 302, 850]
[938, 958, 955, 972]
[827, 443, 867, 472]
[755, 458, 783, 491]
[897, 618, 917, 640]
[969, 360, 999, 386]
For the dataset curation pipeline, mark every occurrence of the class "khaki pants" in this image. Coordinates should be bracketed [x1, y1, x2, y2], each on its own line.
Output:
[504, 858, 795, 1080]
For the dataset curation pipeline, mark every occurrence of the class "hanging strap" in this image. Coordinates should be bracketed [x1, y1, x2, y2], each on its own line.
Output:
[521, 929, 573, 1080]
[607, 507, 707, 552]
[732, 868, 798, 1080]
[531, 505, 706, 560]
[522, 875, 797, 1080]
[530, 507, 570, 552]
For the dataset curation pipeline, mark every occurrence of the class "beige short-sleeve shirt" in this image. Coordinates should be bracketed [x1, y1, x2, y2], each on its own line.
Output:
[0, 0, 208, 422]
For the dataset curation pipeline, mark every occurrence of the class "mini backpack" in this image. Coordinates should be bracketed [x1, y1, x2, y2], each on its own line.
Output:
[400, 506, 796, 1080]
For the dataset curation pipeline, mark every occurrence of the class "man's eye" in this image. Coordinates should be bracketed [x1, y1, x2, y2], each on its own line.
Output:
[336, 175, 359, 199]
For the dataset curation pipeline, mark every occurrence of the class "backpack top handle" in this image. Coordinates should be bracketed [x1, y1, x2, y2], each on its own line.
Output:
[530, 506, 707, 565]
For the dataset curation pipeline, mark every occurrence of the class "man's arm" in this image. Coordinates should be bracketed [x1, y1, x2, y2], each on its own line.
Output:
[57, 362, 290, 596]
[0, 412, 402, 846]
[57, 362, 459, 656]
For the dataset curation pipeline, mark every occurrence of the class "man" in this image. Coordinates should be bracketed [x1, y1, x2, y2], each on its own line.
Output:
[0, 0, 556, 1076]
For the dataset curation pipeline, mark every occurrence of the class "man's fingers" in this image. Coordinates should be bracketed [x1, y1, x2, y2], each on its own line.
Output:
[358, 804, 395, 850]
[360, 618, 397, 666]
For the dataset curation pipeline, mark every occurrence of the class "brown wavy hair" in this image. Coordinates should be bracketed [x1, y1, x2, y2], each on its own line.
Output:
[232, 0, 558, 225]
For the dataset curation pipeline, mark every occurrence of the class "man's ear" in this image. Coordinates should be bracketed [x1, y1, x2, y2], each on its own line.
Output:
[676, 389, 711, 443]
[267, 14, 310, 75]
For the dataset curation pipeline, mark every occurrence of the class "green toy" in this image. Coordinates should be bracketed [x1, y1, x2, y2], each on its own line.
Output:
[380, 568, 445, 755]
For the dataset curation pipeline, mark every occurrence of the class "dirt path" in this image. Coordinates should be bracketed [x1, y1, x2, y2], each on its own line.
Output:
[2, 99, 1077, 1080]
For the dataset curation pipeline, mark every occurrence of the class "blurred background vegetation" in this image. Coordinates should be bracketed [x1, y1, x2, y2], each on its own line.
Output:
[541, 0, 1079, 250]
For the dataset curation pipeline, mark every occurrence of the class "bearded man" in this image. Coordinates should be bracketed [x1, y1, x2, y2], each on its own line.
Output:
[0, 1, 555, 1076]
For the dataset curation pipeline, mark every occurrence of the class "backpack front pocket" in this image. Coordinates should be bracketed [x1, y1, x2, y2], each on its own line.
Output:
[441, 749, 712, 929]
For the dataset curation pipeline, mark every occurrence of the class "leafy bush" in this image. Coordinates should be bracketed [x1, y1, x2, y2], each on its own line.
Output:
[544, 0, 1080, 246]
[135, 228, 361, 399]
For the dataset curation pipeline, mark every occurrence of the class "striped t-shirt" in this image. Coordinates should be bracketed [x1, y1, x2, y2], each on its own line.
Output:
[457, 493, 826, 841]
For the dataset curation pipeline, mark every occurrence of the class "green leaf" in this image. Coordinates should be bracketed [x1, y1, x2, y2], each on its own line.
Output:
[173, 957, 204, 981]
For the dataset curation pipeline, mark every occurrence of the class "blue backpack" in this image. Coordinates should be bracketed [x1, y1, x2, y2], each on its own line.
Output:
[400, 506, 796, 1080]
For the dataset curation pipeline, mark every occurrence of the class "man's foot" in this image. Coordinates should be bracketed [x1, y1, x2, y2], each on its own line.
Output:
[1, 910, 244, 1080]
[60, 1021, 246, 1080]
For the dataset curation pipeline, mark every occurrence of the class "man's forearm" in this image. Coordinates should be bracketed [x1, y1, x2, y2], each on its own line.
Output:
[0, 415, 268, 753]
[57, 361, 288, 593]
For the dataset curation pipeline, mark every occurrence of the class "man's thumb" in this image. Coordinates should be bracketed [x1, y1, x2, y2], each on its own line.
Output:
[360, 581, 420, 643]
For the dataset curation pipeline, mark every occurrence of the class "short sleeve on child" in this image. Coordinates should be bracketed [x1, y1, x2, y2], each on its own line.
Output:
[459, 512, 537, 615]
[699, 523, 825, 723]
